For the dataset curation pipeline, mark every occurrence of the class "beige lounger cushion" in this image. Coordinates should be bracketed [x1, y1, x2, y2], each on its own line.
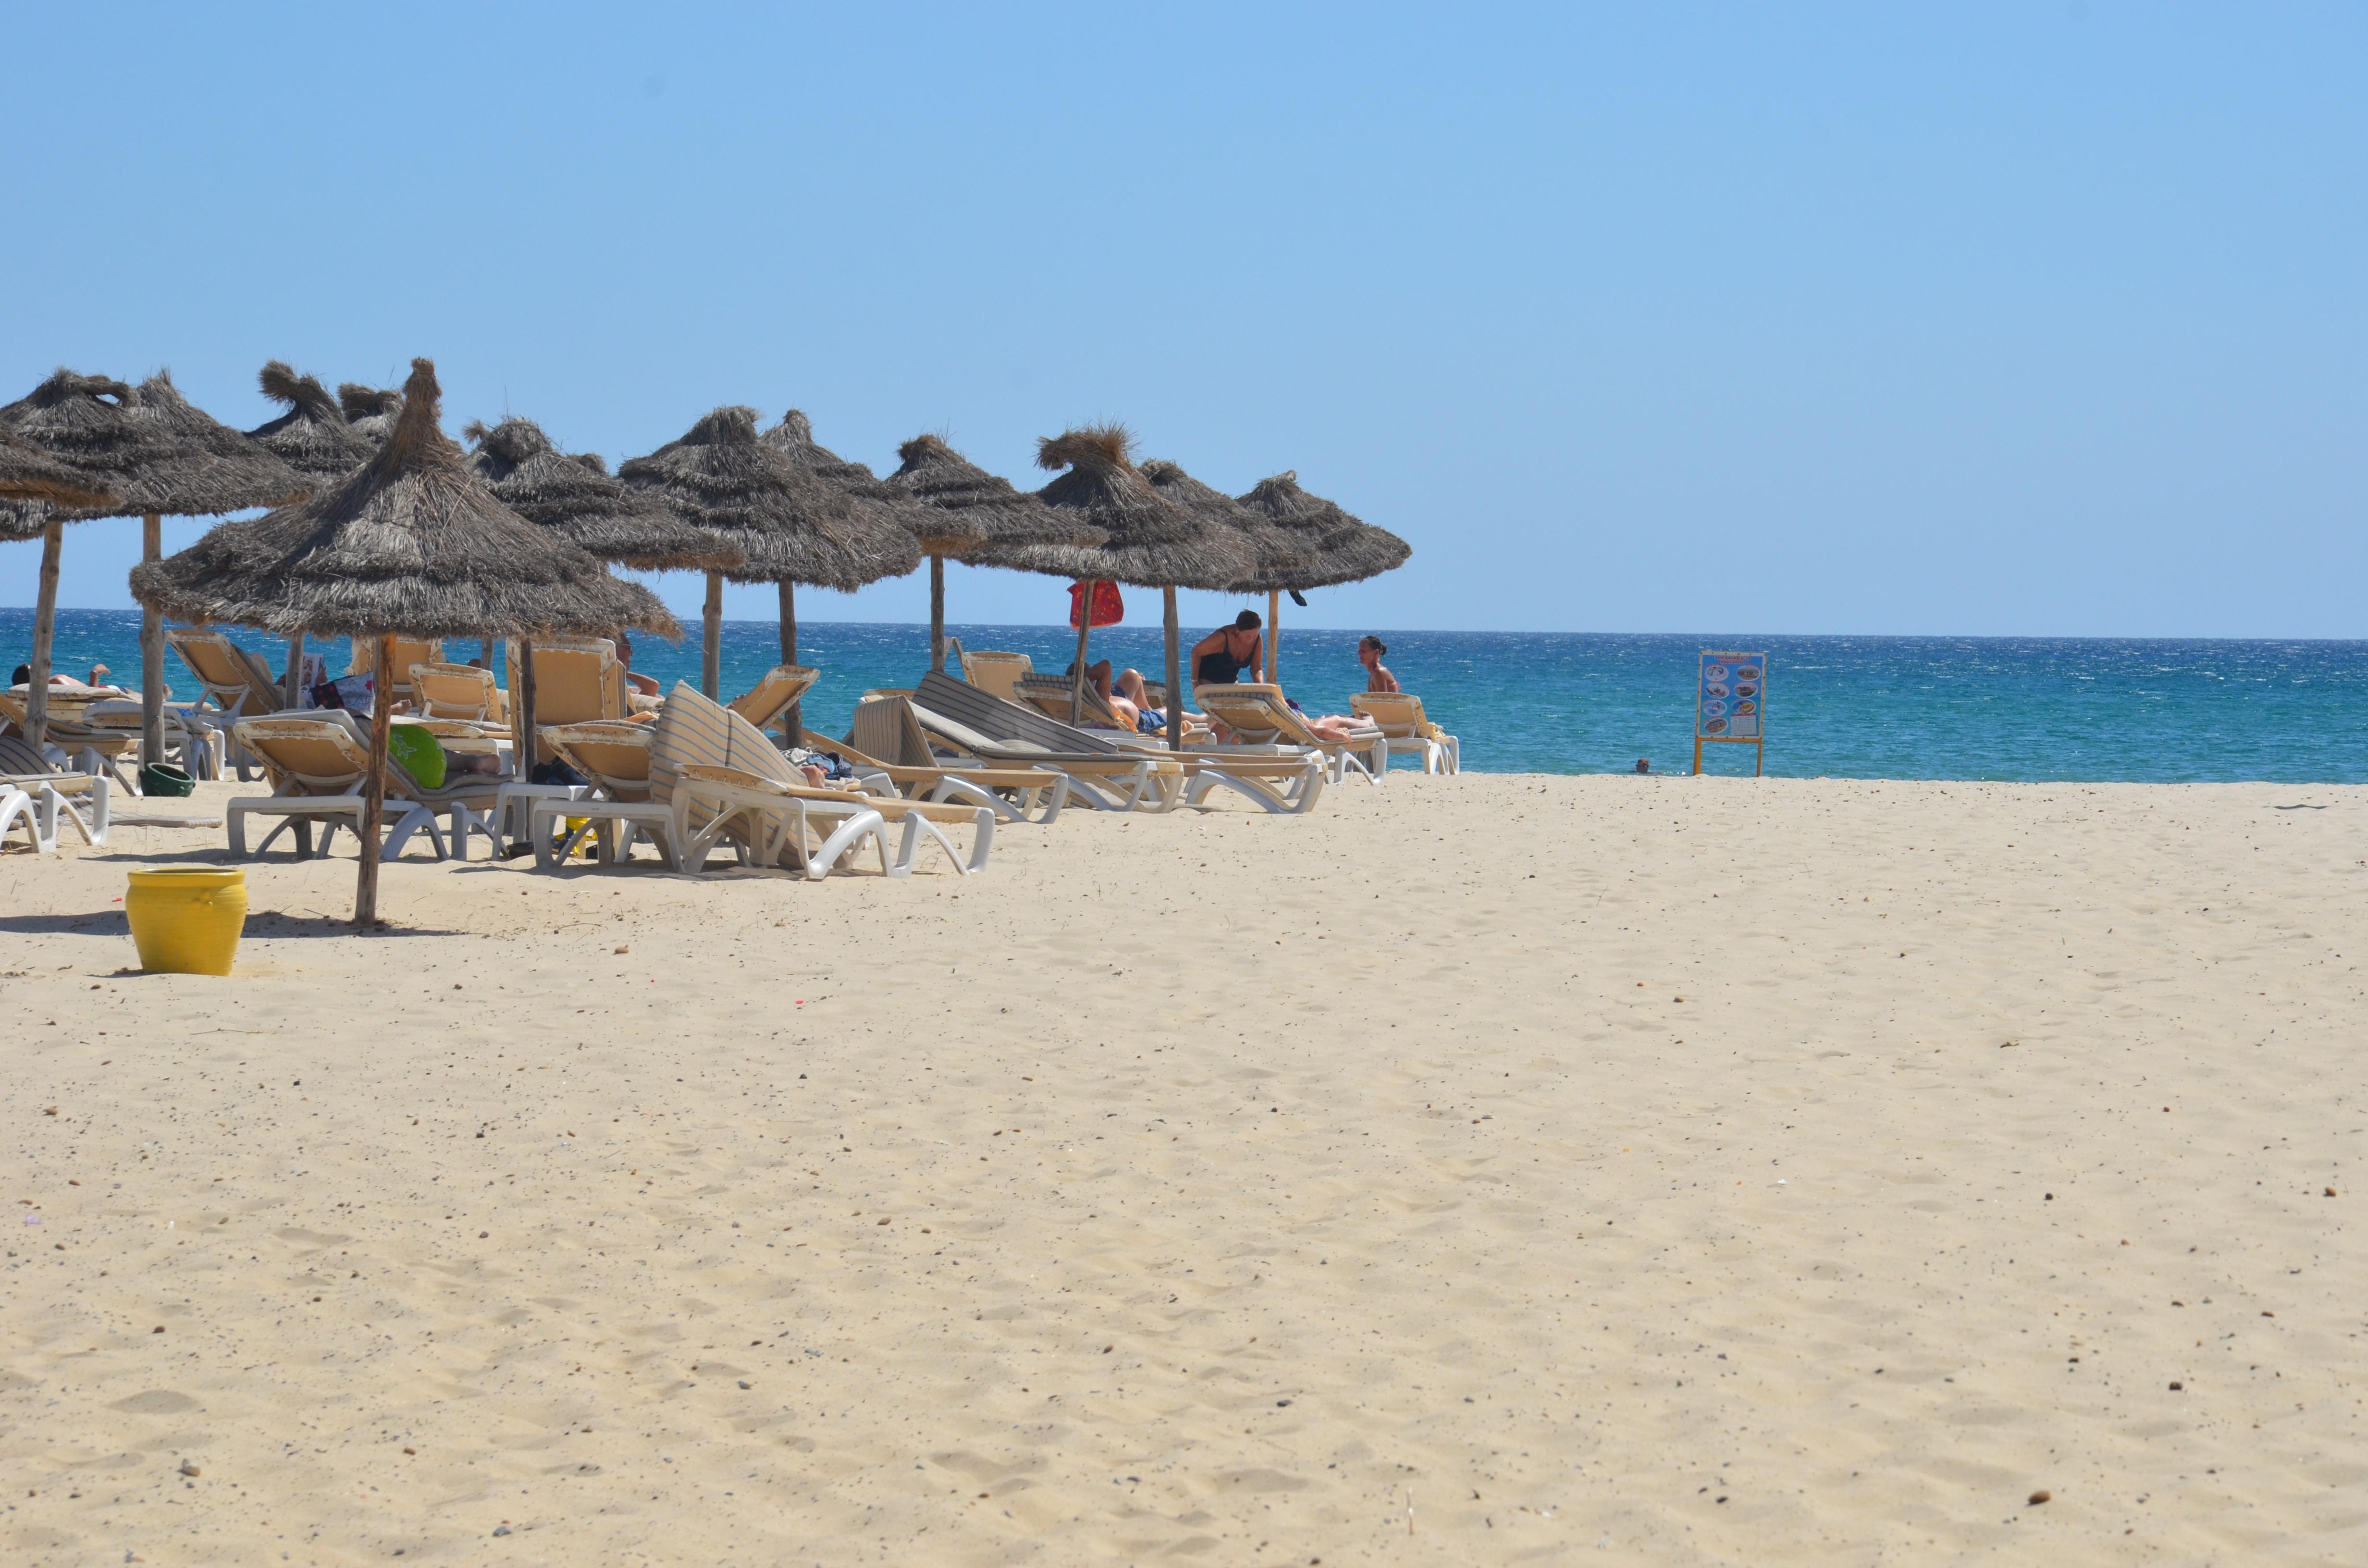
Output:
[726, 665, 819, 732]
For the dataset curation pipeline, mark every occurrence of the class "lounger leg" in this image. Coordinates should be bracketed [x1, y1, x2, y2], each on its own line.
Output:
[1185, 769, 1287, 815]
[810, 808, 892, 879]
[380, 803, 441, 861]
[0, 792, 39, 854]
[1033, 773, 1069, 825]
[890, 810, 984, 876]
[79, 776, 109, 846]
[926, 775, 1026, 825]
[1050, 769, 1121, 811]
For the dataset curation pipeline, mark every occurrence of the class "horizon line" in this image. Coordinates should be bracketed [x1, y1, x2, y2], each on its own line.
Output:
[13, 608, 2368, 646]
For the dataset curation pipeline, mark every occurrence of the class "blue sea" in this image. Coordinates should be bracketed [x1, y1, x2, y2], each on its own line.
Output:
[10, 609, 2367, 782]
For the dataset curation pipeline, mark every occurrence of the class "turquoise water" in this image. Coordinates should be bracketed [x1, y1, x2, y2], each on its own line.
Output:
[12, 609, 2368, 781]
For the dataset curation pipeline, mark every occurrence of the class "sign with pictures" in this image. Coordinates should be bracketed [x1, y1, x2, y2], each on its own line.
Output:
[1696, 652, 1766, 740]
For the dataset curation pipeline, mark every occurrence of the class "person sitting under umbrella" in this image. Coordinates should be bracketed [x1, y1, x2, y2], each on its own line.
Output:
[1358, 635, 1400, 693]
[1191, 611, 1262, 687]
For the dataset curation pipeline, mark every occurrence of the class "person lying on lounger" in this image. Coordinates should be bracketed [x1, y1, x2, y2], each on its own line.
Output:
[12, 662, 116, 690]
[1282, 695, 1379, 745]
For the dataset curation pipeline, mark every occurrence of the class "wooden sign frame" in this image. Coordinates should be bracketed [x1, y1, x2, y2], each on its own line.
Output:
[1692, 650, 1766, 776]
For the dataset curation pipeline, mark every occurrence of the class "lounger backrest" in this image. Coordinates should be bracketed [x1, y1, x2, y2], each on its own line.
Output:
[1349, 692, 1426, 738]
[235, 711, 461, 800]
[0, 735, 55, 777]
[960, 650, 1033, 699]
[847, 696, 938, 768]
[232, 717, 373, 796]
[726, 665, 819, 732]
[350, 636, 443, 680]
[1014, 673, 1122, 728]
[547, 721, 655, 801]
[1197, 685, 1322, 747]
[914, 670, 1121, 756]
[410, 662, 498, 720]
[650, 680, 799, 811]
[507, 637, 623, 726]
[168, 629, 285, 714]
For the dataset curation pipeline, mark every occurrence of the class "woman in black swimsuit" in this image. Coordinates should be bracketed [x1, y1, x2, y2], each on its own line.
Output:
[1192, 611, 1263, 686]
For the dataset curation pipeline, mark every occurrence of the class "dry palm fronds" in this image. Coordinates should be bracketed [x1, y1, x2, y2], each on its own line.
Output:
[618, 405, 919, 589]
[1233, 470, 1410, 588]
[464, 416, 744, 573]
[132, 357, 676, 641]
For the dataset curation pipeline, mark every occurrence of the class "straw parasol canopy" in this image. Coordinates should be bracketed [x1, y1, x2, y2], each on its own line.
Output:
[1227, 469, 1409, 692]
[883, 431, 1108, 672]
[463, 417, 744, 573]
[1007, 425, 1256, 740]
[1234, 470, 1410, 589]
[247, 361, 379, 483]
[886, 433, 1101, 559]
[243, 363, 386, 704]
[338, 383, 404, 444]
[3, 368, 308, 758]
[1141, 459, 1314, 591]
[1, 373, 162, 742]
[622, 406, 919, 714]
[0, 371, 164, 538]
[134, 357, 676, 926]
[121, 372, 311, 515]
[0, 424, 112, 510]
[135, 365, 675, 643]
[622, 407, 917, 590]
[1011, 426, 1252, 590]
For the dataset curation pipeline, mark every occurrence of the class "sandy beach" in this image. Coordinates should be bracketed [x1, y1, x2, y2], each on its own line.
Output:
[3, 772, 2364, 1565]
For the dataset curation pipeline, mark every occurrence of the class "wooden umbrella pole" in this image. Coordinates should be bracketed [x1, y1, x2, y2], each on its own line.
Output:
[1069, 580, 1094, 727]
[283, 634, 305, 711]
[1267, 588, 1281, 689]
[25, 516, 63, 753]
[778, 580, 804, 748]
[1162, 586, 1183, 752]
[516, 640, 538, 782]
[355, 633, 395, 926]
[701, 570, 723, 698]
[140, 512, 165, 777]
[929, 555, 947, 674]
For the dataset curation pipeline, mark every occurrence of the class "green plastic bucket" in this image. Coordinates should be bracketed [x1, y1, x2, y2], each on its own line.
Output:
[137, 762, 196, 798]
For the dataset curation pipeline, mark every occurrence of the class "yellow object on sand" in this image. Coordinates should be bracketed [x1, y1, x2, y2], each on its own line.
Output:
[124, 867, 247, 976]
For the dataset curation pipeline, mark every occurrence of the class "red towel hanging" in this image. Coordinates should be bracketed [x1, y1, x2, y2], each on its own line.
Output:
[1067, 580, 1125, 629]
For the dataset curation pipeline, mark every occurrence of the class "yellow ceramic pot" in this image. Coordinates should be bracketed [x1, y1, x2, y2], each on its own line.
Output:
[124, 867, 248, 977]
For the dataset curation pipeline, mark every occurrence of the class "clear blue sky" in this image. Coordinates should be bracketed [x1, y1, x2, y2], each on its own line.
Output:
[3, 4, 2361, 637]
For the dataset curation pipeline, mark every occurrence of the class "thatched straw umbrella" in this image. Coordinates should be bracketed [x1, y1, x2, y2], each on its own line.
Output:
[1232, 471, 1410, 688]
[464, 416, 742, 720]
[134, 357, 675, 925]
[1003, 426, 1254, 746]
[761, 409, 970, 674]
[466, 418, 743, 574]
[338, 383, 403, 444]
[621, 407, 919, 736]
[3, 374, 157, 750]
[116, 373, 312, 761]
[249, 363, 383, 706]
[0, 427, 112, 509]
[250, 363, 378, 483]
[1, 370, 306, 760]
[1142, 459, 1315, 685]
[884, 432, 1104, 675]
